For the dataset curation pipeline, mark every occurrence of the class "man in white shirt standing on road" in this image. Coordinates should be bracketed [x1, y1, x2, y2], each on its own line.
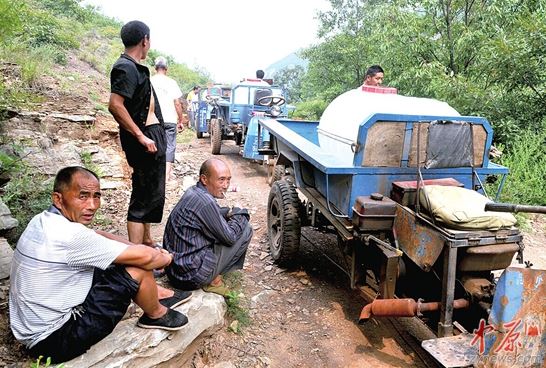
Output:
[151, 56, 184, 182]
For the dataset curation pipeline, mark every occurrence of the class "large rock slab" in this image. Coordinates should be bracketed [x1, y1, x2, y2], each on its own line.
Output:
[78, 142, 125, 179]
[50, 113, 96, 124]
[65, 290, 226, 368]
[0, 200, 18, 231]
[1, 113, 123, 178]
[0, 237, 14, 279]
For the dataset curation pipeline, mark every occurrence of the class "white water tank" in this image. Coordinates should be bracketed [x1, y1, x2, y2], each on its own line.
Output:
[317, 87, 461, 165]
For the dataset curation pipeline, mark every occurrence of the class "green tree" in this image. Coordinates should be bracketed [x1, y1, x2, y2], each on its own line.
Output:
[303, 0, 546, 145]
[300, 0, 390, 102]
[273, 65, 305, 102]
[383, 0, 546, 145]
[147, 50, 211, 93]
[301, 33, 371, 102]
[0, 0, 23, 43]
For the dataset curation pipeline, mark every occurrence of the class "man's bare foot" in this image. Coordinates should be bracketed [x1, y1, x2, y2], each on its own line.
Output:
[157, 285, 174, 299]
[145, 304, 168, 319]
[210, 275, 223, 287]
[203, 276, 229, 296]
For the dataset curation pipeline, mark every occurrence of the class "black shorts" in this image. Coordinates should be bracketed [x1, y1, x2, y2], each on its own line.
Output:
[29, 265, 139, 363]
[121, 124, 167, 223]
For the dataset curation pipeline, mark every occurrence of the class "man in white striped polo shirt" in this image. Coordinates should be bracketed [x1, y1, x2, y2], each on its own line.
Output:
[9, 166, 191, 363]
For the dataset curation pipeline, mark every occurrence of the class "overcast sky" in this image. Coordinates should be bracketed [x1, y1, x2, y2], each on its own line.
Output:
[82, 0, 330, 83]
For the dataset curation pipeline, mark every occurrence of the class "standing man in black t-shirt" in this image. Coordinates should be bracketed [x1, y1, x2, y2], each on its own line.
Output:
[108, 20, 167, 246]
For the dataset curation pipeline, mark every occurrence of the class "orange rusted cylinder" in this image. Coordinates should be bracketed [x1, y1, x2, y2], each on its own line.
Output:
[419, 301, 440, 313]
[359, 303, 373, 322]
[419, 298, 469, 312]
[359, 298, 469, 323]
[359, 298, 417, 322]
[453, 298, 470, 309]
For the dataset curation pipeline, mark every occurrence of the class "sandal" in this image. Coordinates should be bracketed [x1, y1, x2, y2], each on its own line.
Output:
[202, 282, 230, 296]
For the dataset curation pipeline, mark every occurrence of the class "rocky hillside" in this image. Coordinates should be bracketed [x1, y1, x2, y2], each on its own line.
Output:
[2, 53, 126, 177]
[0, 51, 129, 238]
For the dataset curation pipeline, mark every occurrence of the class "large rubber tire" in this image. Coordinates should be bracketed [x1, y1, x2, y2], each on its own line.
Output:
[267, 180, 301, 264]
[211, 118, 221, 155]
[267, 164, 285, 186]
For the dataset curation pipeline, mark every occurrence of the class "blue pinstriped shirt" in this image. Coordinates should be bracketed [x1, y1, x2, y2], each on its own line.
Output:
[163, 182, 249, 287]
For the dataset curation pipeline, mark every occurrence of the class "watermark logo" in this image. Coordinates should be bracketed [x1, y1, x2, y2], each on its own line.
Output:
[469, 317, 544, 366]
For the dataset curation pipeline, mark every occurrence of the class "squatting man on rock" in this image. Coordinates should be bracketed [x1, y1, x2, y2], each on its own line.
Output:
[163, 158, 253, 295]
[9, 166, 192, 363]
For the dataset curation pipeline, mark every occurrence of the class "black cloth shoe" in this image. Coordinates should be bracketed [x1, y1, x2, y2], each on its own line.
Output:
[137, 308, 188, 331]
[159, 290, 192, 309]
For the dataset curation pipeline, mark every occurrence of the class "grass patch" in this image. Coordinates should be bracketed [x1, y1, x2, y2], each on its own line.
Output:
[491, 127, 546, 205]
[30, 356, 64, 368]
[89, 91, 109, 113]
[92, 209, 112, 227]
[94, 102, 109, 113]
[0, 77, 44, 110]
[225, 291, 250, 333]
[0, 156, 52, 243]
[514, 213, 532, 232]
[223, 271, 250, 333]
[176, 128, 195, 145]
[1, 42, 57, 85]
[80, 151, 103, 177]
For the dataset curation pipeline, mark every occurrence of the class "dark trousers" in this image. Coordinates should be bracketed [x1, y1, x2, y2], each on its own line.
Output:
[122, 124, 167, 223]
[168, 223, 252, 290]
[206, 223, 252, 284]
[28, 266, 139, 363]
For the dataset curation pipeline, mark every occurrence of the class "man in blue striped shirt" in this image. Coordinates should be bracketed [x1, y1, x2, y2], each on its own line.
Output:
[164, 158, 252, 293]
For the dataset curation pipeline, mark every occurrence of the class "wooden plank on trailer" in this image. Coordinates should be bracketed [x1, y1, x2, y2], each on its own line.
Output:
[362, 122, 405, 167]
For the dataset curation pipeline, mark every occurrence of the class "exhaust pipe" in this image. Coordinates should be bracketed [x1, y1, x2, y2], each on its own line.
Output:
[359, 298, 469, 323]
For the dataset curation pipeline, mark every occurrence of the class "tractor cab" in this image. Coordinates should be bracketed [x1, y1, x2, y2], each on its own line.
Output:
[208, 78, 288, 155]
[229, 79, 287, 126]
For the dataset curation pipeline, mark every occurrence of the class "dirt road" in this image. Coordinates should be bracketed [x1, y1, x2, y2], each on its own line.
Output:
[163, 136, 439, 368]
[2, 124, 542, 367]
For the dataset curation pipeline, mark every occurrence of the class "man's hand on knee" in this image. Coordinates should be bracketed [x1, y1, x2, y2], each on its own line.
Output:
[229, 207, 250, 219]
[115, 245, 173, 270]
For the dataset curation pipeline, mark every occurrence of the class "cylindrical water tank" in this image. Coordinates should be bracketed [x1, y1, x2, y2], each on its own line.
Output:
[317, 88, 461, 165]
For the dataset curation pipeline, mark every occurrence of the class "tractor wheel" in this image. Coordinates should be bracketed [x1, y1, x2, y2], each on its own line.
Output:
[211, 118, 222, 155]
[267, 164, 285, 186]
[267, 179, 301, 264]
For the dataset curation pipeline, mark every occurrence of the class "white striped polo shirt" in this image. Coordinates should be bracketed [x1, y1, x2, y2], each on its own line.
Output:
[9, 208, 128, 348]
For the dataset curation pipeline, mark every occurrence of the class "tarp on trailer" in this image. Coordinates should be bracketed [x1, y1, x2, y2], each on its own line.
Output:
[420, 185, 516, 230]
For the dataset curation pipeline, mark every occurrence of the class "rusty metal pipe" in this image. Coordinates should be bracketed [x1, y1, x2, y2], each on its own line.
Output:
[418, 298, 470, 312]
[485, 202, 546, 214]
[359, 298, 469, 324]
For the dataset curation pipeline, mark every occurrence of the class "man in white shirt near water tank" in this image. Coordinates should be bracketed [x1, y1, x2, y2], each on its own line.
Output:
[363, 65, 384, 86]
